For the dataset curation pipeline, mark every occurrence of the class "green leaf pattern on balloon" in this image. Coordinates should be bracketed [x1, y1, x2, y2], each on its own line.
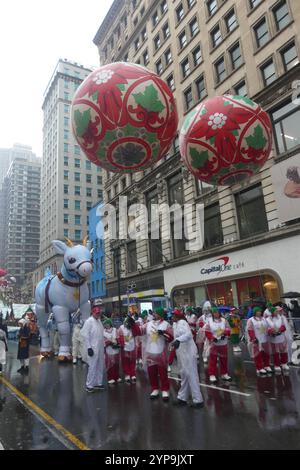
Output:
[133, 85, 165, 113]
[74, 109, 91, 138]
[246, 125, 267, 149]
[232, 95, 255, 107]
[190, 148, 209, 169]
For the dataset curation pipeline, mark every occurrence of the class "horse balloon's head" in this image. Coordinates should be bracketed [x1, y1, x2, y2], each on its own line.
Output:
[52, 238, 93, 279]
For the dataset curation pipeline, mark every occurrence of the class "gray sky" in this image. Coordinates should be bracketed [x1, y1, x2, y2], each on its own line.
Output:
[0, 0, 113, 156]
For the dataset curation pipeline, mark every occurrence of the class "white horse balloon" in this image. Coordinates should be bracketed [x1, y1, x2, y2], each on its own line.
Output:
[35, 238, 93, 362]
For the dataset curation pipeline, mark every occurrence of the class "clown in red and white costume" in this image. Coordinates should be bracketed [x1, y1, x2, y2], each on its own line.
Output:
[246, 307, 271, 375]
[118, 316, 137, 383]
[266, 307, 290, 372]
[133, 307, 173, 400]
[205, 308, 232, 383]
[185, 307, 197, 342]
[196, 305, 212, 364]
[103, 319, 121, 384]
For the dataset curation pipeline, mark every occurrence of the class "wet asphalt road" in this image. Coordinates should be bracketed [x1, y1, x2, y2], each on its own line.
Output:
[1, 341, 300, 450]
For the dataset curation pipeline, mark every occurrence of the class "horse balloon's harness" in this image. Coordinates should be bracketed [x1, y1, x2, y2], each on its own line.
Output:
[44, 260, 92, 314]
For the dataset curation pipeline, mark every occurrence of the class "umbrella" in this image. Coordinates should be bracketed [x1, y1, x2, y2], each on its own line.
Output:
[281, 292, 300, 299]
[217, 305, 231, 313]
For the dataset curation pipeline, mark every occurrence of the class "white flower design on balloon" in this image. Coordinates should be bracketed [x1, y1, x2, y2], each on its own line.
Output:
[92, 70, 114, 85]
[208, 113, 228, 130]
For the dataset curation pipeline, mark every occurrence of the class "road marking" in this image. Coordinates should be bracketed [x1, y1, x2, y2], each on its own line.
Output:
[168, 375, 252, 397]
[0, 376, 90, 451]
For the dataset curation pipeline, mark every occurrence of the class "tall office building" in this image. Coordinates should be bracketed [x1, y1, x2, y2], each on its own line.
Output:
[93, 0, 300, 311]
[3, 152, 41, 286]
[34, 59, 104, 285]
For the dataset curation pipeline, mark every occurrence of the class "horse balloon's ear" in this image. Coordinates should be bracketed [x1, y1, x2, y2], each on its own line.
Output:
[52, 240, 68, 255]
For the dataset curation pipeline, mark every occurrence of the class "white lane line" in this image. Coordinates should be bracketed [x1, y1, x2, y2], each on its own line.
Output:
[0, 441, 4, 450]
[168, 375, 252, 397]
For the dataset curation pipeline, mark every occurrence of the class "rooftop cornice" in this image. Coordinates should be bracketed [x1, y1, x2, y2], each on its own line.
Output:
[93, 0, 125, 45]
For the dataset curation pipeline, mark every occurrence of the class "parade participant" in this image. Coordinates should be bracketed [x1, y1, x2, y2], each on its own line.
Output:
[196, 301, 212, 364]
[266, 306, 289, 372]
[133, 307, 173, 400]
[278, 306, 294, 364]
[81, 302, 105, 393]
[136, 311, 147, 366]
[103, 318, 121, 384]
[263, 302, 273, 319]
[0, 314, 8, 338]
[172, 309, 204, 408]
[17, 319, 31, 374]
[246, 307, 271, 375]
[168, 309, 182, 372]
[118, 315, 137, 383]
[71, 309, 83, 364]
[228, 307, 242, 353]
[185, 307, 197, 342]
[205, 308, 232, 383]
[0, 327, 8, 375]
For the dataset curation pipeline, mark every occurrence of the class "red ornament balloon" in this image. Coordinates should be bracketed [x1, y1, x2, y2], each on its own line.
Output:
[179, 95, 273, 186]
[71, 62, 178, 172]
[0, 269, 7, 277]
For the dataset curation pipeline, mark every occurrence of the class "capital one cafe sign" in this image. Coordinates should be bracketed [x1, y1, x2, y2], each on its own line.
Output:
[200, 257, 245, 277]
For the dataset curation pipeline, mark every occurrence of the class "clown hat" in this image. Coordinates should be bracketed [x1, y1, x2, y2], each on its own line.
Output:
[155, 307, 165, 318]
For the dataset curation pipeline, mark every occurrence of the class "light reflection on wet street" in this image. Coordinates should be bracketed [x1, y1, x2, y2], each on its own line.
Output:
[1, 341, 300, 450]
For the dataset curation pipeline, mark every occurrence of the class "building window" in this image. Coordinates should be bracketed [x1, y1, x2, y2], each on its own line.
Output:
[230, 43, 243, 70]
[171, 221, 188, 258]
[235, 185, 268, 239]
[75, 200, 81, 211]
[64, 156, 68, 166]
[215, 57, 226, 83]
[249, 0, 262, 8]
[121, 178, 127, 191]
[75, 215, 81, 225]
[64, 143, 69, 153]
[189, 18, 199, 37]
[64, 199, 69, 209]
[204, 203, 223, 248]
[74, 159, 80, 168]
[167, 74, 175, 91]
[127, 241, 137, 273]
[156, 60, 163, 75]
[74, 172, 80, 182]
[64, 170, 69, 180]
[195, 179, 214, 196]
[271, 99, 300, 154]
[87, 201, 92, 211]
[165, 48, 172, 65]
[75, 186, 81, 196]
[234, 80, 247, 96]
[273, 1, 290, 31]
[152, 11, 159, 27]
[97, 176, 102, 185]
[281, 42, 299, 71]
[187, 0, 196, 9]
[179, 31, 187, 49]
[181, 58, 190, 78]
[261, 59, 276, 86]
[149, 238, 163, 266]
[211, 25, 222, 48]
[64, 185, 68, 195]
[161, 0, 168, 14]
[193, 45, 202, 66]
[176, 4, 184, 23]
[134, 38, 140, 51]
[64, 214, 69, 224]
[141, 27, 147, 42]
[207, 0, 217, 17]
[63, 229, 69, 238]
[225, 9, 237, 32]
[154, 35, 161, 50]
[162, 22, 170, 39]
[184, 87, 193, 110]
[64, 104, 69, 113]
[75, 230, 81, 241]
[86, 174, 92, 184]
[254, 18, 269, 48]
[133, 17, 138, 27]
[168, 173, 184, 206]
[196, 75, 206, 100]
[64, 92, 69, 101]
[86, 188, 92, 197]
[143, 50, 149, 65]
[98, 189, 103, 199]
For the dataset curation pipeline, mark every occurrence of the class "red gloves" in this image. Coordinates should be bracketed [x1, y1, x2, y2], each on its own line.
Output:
[248, 329, 256, 341]
[225, 328, 231, 337]
[205, 331, 213, 341]
[279, 325, 286, 333]
[198, 320, 204, 328]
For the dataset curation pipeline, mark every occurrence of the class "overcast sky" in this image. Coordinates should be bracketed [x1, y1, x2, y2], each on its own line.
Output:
[0, 0, 113, 156]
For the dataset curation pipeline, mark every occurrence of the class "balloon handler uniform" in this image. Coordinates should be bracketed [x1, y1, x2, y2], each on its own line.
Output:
[118, 316, 137, 383]
[133, 307, 173, 400]
[266, 309, 289, 372]
[81, 304, 105, 391]
[228, 308, 242, 353]
[172, 310, 204, 408]
[246, 307, 271, 375]
[103, 318, 121, 384]
[205, 308, 232, 383]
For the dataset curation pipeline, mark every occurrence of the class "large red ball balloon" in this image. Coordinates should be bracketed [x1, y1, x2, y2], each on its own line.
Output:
[71, 62, 178, 172]
[0, 269, 7, 277]
[179, 95, 272, 186]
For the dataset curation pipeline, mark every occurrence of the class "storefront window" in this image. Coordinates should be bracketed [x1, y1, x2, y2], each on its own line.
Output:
[173, 287, 195, 306]
[206, 281, 233, 305]
[236, 274, 280, 305]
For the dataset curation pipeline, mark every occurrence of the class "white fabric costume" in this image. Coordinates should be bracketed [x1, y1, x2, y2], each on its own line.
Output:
[174, 320, 203, 404]
[72, 323, 83, 360]
[81, 316, 104, 388]
[0, 329, 7, 366]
